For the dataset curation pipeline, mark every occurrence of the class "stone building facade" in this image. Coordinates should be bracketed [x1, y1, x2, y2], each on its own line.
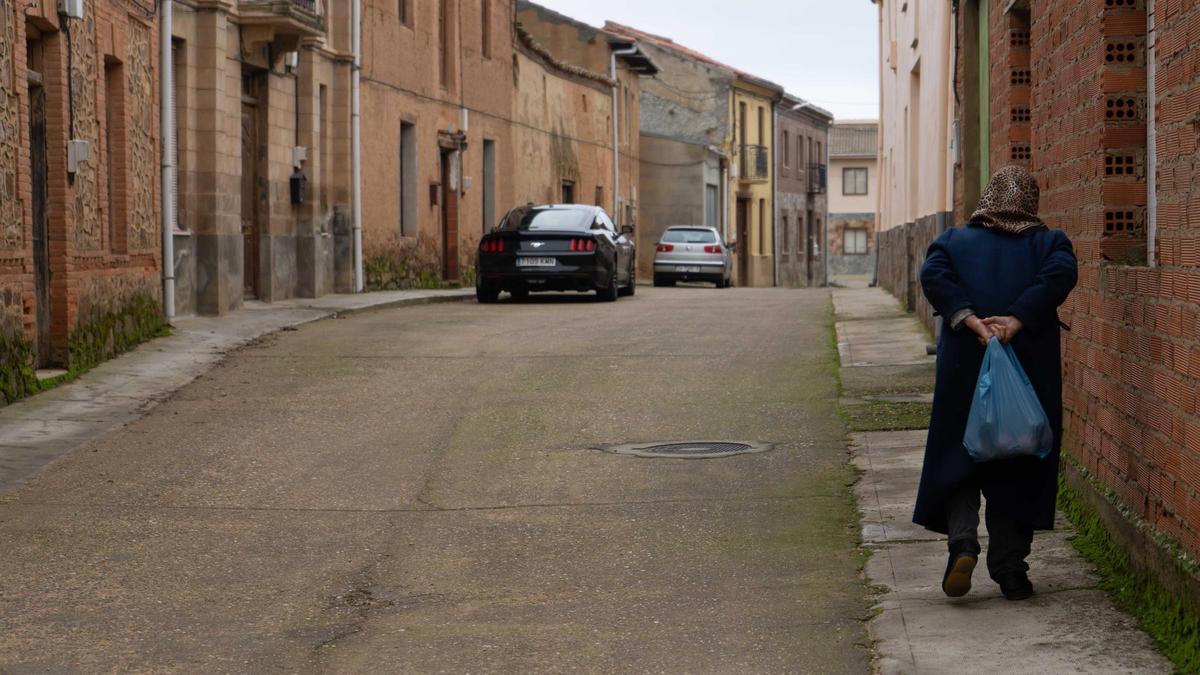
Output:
[604, 22, 734, 280]
[513, 3, 651, 228]
[358, 0, 652, 289]
[1, 0, 163, 396]
[775, 96, 832, 288]
[875, 0, 1200, 589]
[827, 120, 877, 277]
[604, 21, 784, 287]
[170, 1, 352, 315]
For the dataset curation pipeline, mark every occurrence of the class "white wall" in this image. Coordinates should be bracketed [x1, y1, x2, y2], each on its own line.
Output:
[876, 0, 955, 230]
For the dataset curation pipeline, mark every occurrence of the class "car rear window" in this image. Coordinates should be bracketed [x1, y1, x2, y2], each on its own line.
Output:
[662, 228, 718, 244]
[499, 208, 593, 232]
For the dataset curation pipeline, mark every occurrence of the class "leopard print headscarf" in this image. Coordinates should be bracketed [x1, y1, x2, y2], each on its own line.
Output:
[970, 165, 1046, 235]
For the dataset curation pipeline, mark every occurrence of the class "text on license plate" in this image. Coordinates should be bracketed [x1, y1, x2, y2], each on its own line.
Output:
[517, 257, 557, 267]
[676, 266, 701, 273]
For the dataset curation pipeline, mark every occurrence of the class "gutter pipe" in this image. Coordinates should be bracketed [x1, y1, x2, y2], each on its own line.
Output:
[610, 45, 638, 222]
[823, 119, 831, 287]
[160, 0, 176, 318]
[352, 0, 363, 291]
[772, 103, 779, 287]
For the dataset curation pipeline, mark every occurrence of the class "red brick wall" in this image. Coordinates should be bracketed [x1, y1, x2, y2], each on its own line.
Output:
[0, 1, 161, 371]
[976, 0, 1200, 558]
[992, 8, 1032, 172]
[897, 0, 1200, 559]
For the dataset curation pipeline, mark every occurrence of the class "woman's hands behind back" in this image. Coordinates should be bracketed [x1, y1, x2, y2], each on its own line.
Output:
[982, 316, 1024, 344]
[964, 315, 1000, 347]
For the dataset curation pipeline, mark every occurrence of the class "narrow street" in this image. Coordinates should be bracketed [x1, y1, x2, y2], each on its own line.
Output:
[0, 288, 869, 673]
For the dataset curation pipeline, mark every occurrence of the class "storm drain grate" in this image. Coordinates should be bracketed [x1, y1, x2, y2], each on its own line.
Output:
[596, 441, 773, 459]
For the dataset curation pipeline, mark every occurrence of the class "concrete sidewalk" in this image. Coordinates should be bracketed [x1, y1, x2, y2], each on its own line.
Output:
[834, 284, 1171, 673]
[0, 289, 473, 494]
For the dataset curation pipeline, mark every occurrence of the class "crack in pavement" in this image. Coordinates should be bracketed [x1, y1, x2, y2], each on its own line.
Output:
[236, 353, 740, 361]
[0, 493, 845, 516]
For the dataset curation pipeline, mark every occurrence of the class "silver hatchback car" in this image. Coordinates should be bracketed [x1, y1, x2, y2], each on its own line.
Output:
[652, 226, 733, 288]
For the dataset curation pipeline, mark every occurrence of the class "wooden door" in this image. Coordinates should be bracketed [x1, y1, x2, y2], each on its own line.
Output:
[241, 95, 260, 298]
[29, 84, 51, 367]
[440, 151, 459, 281]
[805, 209, 814, 285]
[736, 199, 750, 287]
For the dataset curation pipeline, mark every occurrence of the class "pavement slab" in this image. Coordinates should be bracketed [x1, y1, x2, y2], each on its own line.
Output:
[835, 287, 1173, 674]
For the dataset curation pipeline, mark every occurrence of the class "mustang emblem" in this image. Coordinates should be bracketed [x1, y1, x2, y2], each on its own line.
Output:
[531, 242, 545, 248]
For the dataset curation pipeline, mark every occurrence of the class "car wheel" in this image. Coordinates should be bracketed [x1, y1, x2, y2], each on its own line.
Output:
[476, 283, 499, 303]
[653, 276, 665, 287]
[619, 265, 636, 297]
[598, 271, 619, 302]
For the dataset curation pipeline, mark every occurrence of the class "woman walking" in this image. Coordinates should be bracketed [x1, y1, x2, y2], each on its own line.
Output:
[915, 165, 1078, 601]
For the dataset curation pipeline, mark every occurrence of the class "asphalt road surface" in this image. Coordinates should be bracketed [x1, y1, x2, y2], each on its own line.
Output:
[0, 286, 869, 673]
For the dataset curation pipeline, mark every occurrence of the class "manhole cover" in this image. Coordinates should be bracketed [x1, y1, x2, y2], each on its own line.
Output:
[596, 441, 773, 459]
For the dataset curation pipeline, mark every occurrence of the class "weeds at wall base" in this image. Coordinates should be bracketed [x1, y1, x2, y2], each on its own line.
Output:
[0, 333, 40, 405]
[1, 294, 167, 407]
[364, 233, 473, 291]
[1057, 468, 1200, 672]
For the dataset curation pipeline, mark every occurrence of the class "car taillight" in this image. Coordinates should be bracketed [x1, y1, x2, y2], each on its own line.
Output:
[656, 244, 674, 253]
[570, 239, 597, 252]
[481, 239, 505, 253]
[704, 245, 723, 253]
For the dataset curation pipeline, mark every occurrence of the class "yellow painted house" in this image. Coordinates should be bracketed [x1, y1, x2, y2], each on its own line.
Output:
[730, 76, 783, 287]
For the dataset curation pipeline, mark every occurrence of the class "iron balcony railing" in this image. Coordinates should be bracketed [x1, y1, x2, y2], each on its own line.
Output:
[739, 145, 769, 182]
[239, 0, 326, 35]
[807, 162, 827, 194]
[240, 0, 324, 18]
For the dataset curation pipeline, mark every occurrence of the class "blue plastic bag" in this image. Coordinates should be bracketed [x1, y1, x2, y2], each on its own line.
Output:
[963, 337, 1054, 462]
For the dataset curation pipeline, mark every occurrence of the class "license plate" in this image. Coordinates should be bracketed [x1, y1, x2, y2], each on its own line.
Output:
[676, 266, 701, 273]
[517, 257, 557, 267]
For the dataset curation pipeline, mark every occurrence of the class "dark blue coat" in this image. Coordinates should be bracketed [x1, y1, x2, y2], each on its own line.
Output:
[914, 224, 1078, 533]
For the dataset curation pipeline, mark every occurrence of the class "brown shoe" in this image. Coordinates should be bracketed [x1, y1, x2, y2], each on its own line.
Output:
[942, 547, 978, 597]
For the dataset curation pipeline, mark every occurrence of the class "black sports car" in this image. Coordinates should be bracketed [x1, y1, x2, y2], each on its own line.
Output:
[476, 204, 637, 302]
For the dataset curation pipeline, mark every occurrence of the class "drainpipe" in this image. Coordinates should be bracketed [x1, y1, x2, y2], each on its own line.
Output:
[610, 45, 637, 221]
[771, 104, 779, 287]
[823, 119, 831, 287]
[1147, 1, 1157, 268]
[721, 160, 729, 241]
[352, 0, 364, 291]
[160, 0, 176, 319]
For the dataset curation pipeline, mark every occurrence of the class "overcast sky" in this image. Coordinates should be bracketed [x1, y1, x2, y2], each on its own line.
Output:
[536, 0, 880, 121]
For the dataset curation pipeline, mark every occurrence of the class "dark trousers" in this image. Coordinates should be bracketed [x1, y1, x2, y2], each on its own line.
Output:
[946, 484, 1034, 579]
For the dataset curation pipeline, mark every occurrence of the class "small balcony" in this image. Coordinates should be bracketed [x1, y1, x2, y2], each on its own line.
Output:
[807, 162, 827, 194]
[239, 0, 326, 52]
[739, 145, 769, 183]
